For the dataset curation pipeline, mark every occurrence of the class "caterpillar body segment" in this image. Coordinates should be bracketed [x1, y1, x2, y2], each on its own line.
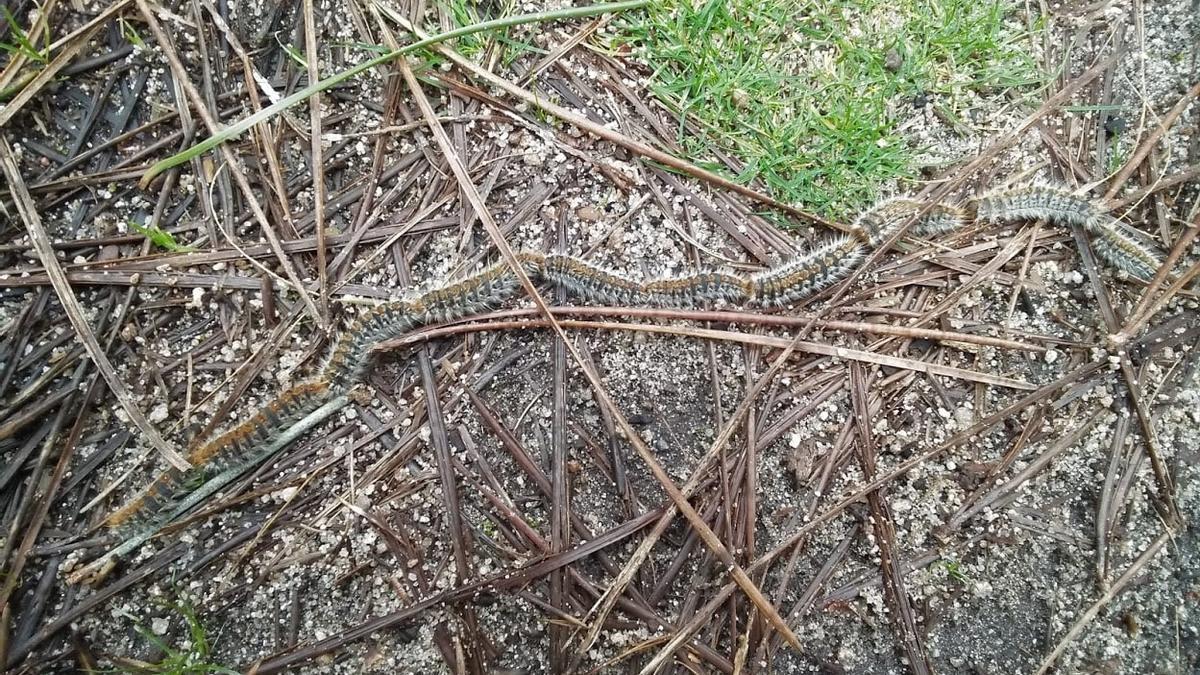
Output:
[751, 236, 866, 307]
[852, 198, 968, 247]
[542, 254, 647, 305]
[642, 271, 753, 307]
[912, 204, 970, 238]
[1086, 215, 1166, 281]
[105, 381, 336, 534]
[974, 184, 1103, 229]
[102, 467, 185, 530]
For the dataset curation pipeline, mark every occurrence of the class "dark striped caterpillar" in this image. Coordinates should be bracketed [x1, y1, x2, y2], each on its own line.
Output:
[973, 184, 1167, 279]
[69, 185, 1171, 584]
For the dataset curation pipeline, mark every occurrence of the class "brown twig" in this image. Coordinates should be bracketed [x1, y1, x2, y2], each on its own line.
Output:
[1033, 529, 1171, 674]
[380, 315, 1036, 391]
[1104, 81, 1200, 199]
[850, 364, 933, 675]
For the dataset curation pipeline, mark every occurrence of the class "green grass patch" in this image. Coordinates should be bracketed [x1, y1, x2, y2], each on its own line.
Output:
[442, 0, 547, 67]
[613, 0, 1041, 219]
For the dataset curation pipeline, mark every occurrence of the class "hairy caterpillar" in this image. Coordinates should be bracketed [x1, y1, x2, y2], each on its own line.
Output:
[103, 381, 334, 531]
[750, 235, 866, 306]
[973, 185, 1166, 280]
[1084, 215, 1166, 281]
[79, 185, 1170, 582]
[974, 184, 1103, 229]
[852, 198, 969, 246]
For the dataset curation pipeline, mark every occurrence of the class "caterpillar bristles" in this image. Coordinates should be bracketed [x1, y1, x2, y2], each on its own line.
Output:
[103, 380, 336, 534]
[543, 254, 646, 305]
[852, 198, 968, 247]
[643, 271, 752, 307]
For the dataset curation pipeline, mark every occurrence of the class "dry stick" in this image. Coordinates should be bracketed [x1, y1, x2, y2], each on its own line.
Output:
[654, 360, 1111, 667]
[303, 0, 329, 321]
[248, 512, 661, 674]
[0, 138, 189, 470]
[905, 231, 1033, 332]
[550, 215, 572, 671]
[134, 0, 324, 326]
[198, 0, 305, 257]
[616, 325, 821, 674]
[383, 317, 1034, 391]
[1003, 221, 1042, 328]
[1116, 358, 1182, 528]
[1095, 412, 1132, 585]
[381, 305, 1049, 353]
[1103, 81, 1200, 200]
[394, 59, 805, 650]
[417, 334, 485, 672]
[850, 364, 932, 675]
[951, 410, 1105, 530]
[519, 15, 611, 87]
[1033, 529, 1171, 675]
[1109, 164, 1200, 211]
[0, 380, 76, 618]
[565, 325, 843, 662]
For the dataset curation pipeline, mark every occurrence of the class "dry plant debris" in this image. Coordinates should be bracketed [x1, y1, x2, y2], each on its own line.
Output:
[0, 0, 1197, 673]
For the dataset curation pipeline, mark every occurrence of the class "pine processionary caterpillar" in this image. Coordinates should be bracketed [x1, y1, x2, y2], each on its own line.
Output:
[642, 271, 753, 307]
[1086, 215, 1166, 281]
[852, 198, 969, 246]
[973, 185, 1167, 281]
[85, 185, 1174, 580]
[974, 184, 1103, 229]
[750, 235, 866, 307]
[103, 381, 335, 533]
[542, 253, 646, 306]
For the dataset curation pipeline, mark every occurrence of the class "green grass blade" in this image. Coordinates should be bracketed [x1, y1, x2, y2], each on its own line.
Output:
[139, 0, 649, 187]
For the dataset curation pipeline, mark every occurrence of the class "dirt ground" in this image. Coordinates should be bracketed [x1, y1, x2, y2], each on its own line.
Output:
[0, 0, 1197, 673]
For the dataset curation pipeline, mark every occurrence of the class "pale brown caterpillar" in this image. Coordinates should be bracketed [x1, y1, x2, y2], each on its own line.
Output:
[852, 198, 968, 246]
[103, 381, 333, 531]
[750, 235, 866, 306]
[1084, 215, 1166, 281]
